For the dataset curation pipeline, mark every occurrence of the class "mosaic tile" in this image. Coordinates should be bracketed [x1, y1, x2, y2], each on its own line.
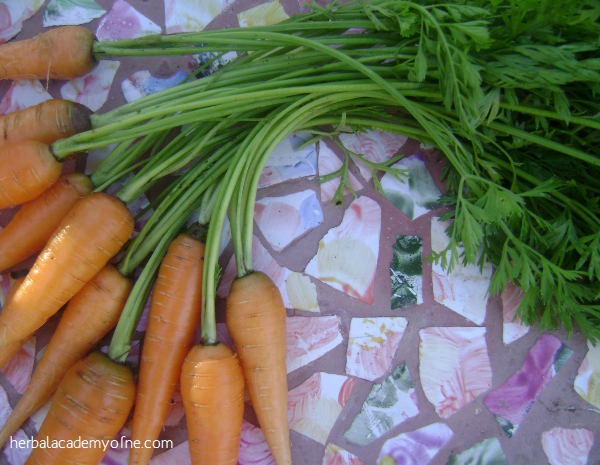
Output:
[541, 427, 594, 465]
[1, 428, 30, 464]
[484, 333, 573, 437]
[237, 1, 289, 27]
[238, 420, 275, 465]
[346, 317, 408, 381]
[259, 133, 317, 188]
[380, 153, 441, 220]
[0, 0, 44, 43]
[338, 129, 408, 182]
[286, 316, 343, 374]
[376, 422, 453, 465]
[390, 235, 423, 309]
[121, 70, 189, 102]
[305, 196, 380, 304]
[164, 0, 233, 33]
[574, 340, 600, 409]
[431, 218, 492, 325]
[318, 141, 362, 204]
[148, 441, 191, 465]
[285, 272, 319, 313]
[447, 437, 507, 465]
[96, 0, 161, 41]
[344, 362, 418, 446]
[288, 372, 356, 445]
[60, 60, 120, 111]
[500, 283, 529, 344]
[419, 326, 492, 419]
[322, 443, 365, 465]
[43, 0, 105, 27]
[0, 386, 10, 430]
[255, 189, 323, 252]
[0, 81, 52, 114]
[0, 338, 36, 394]
[99, 427, 130, 465]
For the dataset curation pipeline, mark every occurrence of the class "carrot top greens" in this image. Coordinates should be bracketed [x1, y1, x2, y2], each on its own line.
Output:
[51, 0, 600, 350]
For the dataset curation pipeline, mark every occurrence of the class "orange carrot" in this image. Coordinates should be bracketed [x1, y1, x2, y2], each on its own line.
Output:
[0, 265, 131, 448]
[23, 351, 135, 465]
[225, 271, 291, 465]
[0, 277, 25, 370]
[0, 99, 92, 146]
[180, 342, 245, 465]
[129, 234, 204, 465]
[0, 192, 134, 367]
[0, 172, 93, 272]
[0, 26, 96, 81]
[0, 140, 63, 209]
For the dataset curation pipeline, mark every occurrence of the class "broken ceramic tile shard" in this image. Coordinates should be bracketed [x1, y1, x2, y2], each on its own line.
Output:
[306, 196, 381, 304]
[259, 133, 318, 188]
[60, 60, 120, 112]
[322, 443, 365, 465]
[345, 317, 408, 381]
[541, 427, 594, 465]
[419, 326, 492, 419]
[43, 0, 105, 27]
[484, 333, 573, 437]
[447, 437, 507, 465]
[237, 1, 289, 27]
[390, 235, 423, 309]
[344, 362, 419, 446]
[286, 315, 343, 374]
[376, 422, 453, 465]
[573, 340, 600, 409]
[96, 0, 161, 41]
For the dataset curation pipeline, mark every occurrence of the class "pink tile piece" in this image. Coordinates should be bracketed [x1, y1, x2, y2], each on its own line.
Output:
[286, 316, 343, 374]
[288, 372, 357, 444]
[0, 0, 44, 43]
[255, 189, 323, 252]
[419, 327, 492, 419]
[541, 427, 594, 465]
[1, 428, 31, 465]
[0, 81, 52, 114]
[431, 218, 492, 325]
[346, 317, 408, 381]
[377, 422, 453, 465]
[305, 196, 381, 304]
[501, 283, 529, 344]
[96, 0, 161, 41]
[484, 333, 572, 437]
[238, 420, 276, 465]
[322, 443, 365, 465]
[338, 129, 408, 182]
[60, 60, 120, 111]
[318, 142, 362, 203]
[1, 338, 36, 395]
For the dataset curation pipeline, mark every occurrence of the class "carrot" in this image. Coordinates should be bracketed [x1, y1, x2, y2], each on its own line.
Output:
[0, 172, 93, 272]
[0, 265, 131, 448]
[0, 277, 25, 370]
[129, 233, 204, 465]
[0, 140, 63, 209]
[180, 342, 245, 465]
[225, 271, 291, 465]
[0, 192, 134, 367]
[0, 26, 96, 81]
[0, 99, 92, 146]
[23, 351, 135, 465]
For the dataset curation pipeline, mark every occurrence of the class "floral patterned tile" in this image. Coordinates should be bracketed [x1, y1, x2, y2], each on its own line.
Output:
[0, 338, 36, 395]
[346, 317, 408, 382]
[259, 133, 318, 188]
[419, 326, 492, 419]
[500, 283, 529, 345]
[288, 372, 356, 445]
[318, 141, 362, 203]
[484, 333, 573, 437]
[121, 70, 189, 102]
[43, 0, 105, 27]
[344, 362, 419, 446]
[164, 0, 233, 33]
[380, 153, 442, 220]
[541, 427, 594, 465]
[305, 196, 380, 304]
[447, 437, 507, 465]
[390, 235, 423, 309]
[60, 60, 120, 111]
[431, 218, 492, 325]
[0, 81, 52, 114]
[573, 340, 600, 409]
[255, 189, 323, 252]
[96, 0, 161, 41]
[377, 422, 453, 465]
[238, 420, 275, 465]
[286, 315, 343, 374]
[322, 443, 364, 465]
[237, 1, 289, 27]
[0, 0, 44, 43]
